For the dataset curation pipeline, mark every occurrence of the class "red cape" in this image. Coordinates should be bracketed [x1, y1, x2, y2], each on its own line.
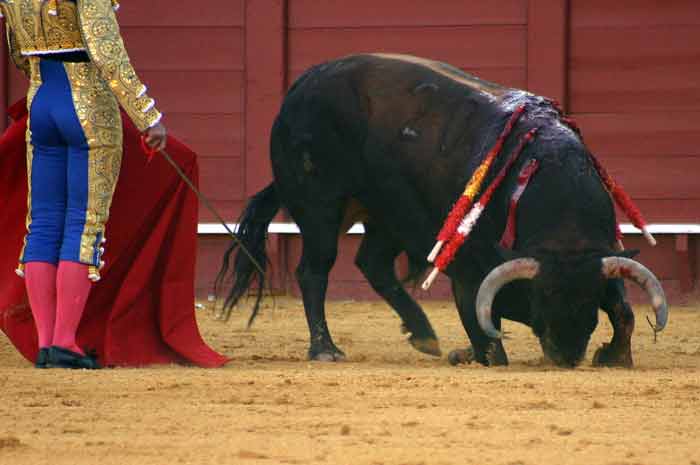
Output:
[0, 100, 228, 368]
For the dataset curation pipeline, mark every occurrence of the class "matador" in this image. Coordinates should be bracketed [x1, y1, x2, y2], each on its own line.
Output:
[0, 0, 167, 369]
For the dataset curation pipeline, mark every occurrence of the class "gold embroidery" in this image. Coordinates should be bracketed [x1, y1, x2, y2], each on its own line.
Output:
[18, 57, 42, 267]
[42, 1, 84, 51]
[1, 1, 85, 55]
[63, 61, 122, 268]
[2, 0, 157, 130]
[0, 3, 31, 75]
[77, 0, 161, 131]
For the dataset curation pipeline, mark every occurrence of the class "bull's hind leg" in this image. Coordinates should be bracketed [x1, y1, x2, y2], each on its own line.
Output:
[593, 279, 634, 367]
[355, 223, 440, 357]
[292, 206, 348, 362]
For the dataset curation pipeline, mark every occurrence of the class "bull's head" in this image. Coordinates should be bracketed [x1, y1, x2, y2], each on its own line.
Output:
[475, 255, 667, 367]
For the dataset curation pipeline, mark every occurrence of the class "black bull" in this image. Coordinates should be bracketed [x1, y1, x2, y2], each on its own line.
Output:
[217, 54, 667, 368]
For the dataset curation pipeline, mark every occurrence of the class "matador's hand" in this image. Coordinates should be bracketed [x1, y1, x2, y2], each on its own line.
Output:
[144, 122, 167, 152]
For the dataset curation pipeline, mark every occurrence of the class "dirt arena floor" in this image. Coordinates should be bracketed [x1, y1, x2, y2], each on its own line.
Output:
[1, 297, 699, 465]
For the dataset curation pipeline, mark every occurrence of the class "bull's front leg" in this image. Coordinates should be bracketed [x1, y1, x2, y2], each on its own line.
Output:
[593, 279, 634, 367]
[448, 279, 508, 367]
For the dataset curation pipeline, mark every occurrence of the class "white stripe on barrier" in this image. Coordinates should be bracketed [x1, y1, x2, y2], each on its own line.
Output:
[198, 223, 700, 235]
[619, 224, 700, 234]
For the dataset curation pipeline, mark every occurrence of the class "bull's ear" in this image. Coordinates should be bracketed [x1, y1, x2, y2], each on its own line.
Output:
[615, 248, 640, 259]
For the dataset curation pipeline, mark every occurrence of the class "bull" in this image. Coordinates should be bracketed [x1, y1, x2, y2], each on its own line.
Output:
[216, 54, 667, 368]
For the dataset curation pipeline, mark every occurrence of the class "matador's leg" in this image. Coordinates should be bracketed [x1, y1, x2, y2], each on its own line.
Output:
[50, 61, 122, 365]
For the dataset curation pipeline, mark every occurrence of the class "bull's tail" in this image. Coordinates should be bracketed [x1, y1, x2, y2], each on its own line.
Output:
[214, 183, 280, 326]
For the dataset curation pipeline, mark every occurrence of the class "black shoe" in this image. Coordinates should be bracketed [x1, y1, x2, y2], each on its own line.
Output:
[49, 346, 102, 369]
[35, 348, 50, 369]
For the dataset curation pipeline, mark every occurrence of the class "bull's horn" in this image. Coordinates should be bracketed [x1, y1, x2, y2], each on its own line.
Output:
[476, 258, 540, 338]
[601, 257, 668, 331]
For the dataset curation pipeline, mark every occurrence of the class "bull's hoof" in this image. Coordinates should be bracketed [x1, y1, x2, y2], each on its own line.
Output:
[448, 343, 508, 367]
[308, 346, 346, 362]
[409, 335, 441, 357]
[592, 342, 633, 368]
[448, 348, 475, 366]
[485, 341, 508, 366]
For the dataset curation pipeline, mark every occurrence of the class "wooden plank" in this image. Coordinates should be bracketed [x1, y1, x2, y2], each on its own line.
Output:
[118, 0, 245, 27]
[289, 0, 527, 28]
[620, 235, 677, 280]
[245, 0, 286, 196]
[696, 237, 700, 289]
[570, 68, 700, 114]
[8, 57, 245, 114]
[570, 26, 700, 113]
[571, 26, 700, 64]
[284, 234, 454, 301]
[195, 234, 289, 298]
[613, 236, 683, 303]
[166, 113, 243, 159]
[573, 113, 700, 158]
[245, 0, 286, 295]
[122, 27, 244, 71]
[600, 156, 700, 200]
[696, 236, 700, 289]
[139, 71, 243, 114]
[284, 235, 365, 284]
[195, 235, 233, 299]
[195, 235, 691, 303]
[571, 0, 700, 28]
[198, 157, 245, 201]
[288, 26, 527, 72]
[198, 200, 248, 224]
[675, 234, 695, 293]
[527, 0, 568, 107]
[617, 199, 700, 223]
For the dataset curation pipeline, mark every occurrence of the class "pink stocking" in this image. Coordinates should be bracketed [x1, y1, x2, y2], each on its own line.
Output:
[53, 261, 92, 355]
[24, 262, 58, 349]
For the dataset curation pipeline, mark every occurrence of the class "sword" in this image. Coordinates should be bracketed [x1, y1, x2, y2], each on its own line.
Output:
[142, 137, 266, 276]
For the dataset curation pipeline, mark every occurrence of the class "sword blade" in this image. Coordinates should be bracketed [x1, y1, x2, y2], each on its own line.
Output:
[159, 148, 266, 276]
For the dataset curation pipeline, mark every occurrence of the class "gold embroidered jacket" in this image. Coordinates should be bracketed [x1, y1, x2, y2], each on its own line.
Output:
[0, 0, 162, 131]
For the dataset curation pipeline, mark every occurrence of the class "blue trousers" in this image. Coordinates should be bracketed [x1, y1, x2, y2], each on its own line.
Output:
[20, 58, 122, 275]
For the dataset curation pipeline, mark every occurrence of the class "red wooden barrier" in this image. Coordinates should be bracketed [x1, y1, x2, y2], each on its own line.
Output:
[527, 0, 569, 109]
[0, 1, 697, 300]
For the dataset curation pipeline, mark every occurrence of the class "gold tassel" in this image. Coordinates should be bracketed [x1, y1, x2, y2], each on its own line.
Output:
[47, 0, 58, 16]
[15, 263, 26, 278]
[88, 265, 101, 282]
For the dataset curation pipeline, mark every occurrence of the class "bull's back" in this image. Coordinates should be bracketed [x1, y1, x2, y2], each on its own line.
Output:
[275, 55, 511, 213]
[272, 55, 613, 254]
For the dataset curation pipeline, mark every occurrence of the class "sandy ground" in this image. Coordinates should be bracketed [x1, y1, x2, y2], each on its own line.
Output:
[1, 297, 699, 465]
